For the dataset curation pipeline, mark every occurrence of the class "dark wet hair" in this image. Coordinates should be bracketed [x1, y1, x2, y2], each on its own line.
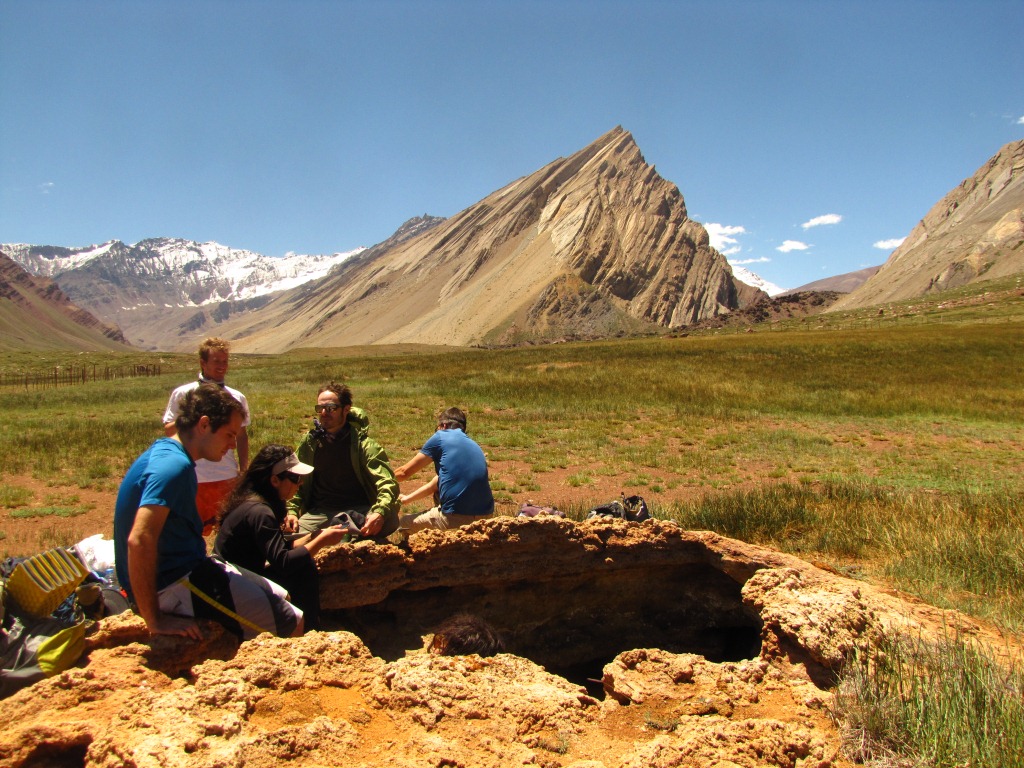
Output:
[429, 613, 504, 657]
[175, 383, 244, 435]
[220, 444, 293, 525]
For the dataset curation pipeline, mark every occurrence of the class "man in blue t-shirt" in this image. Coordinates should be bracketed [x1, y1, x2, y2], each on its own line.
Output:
[395, 407, 494, 536]
[114, 384, 303, 640]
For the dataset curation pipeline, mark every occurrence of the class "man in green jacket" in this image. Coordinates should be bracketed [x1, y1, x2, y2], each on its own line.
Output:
[285, 383, 400, 541]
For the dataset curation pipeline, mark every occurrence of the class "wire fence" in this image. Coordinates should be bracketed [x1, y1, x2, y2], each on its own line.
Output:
[0, 364, 164, 389]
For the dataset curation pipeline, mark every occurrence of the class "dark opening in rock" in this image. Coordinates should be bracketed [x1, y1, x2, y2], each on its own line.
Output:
[326, 560, 762, 697]
[23, 741, 90, 768]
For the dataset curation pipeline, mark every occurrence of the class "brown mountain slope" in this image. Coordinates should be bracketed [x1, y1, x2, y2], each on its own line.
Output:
[829, 139, 1024, 312]
[783, 265, 881, 295]
[0, 252, 130, 352]
[218, 127, 760, 352]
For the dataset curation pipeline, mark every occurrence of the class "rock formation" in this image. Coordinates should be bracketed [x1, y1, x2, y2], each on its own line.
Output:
[215, 127, 761, 352]
[2, 517, 1015, 767]
[830, 139, 1024, 312]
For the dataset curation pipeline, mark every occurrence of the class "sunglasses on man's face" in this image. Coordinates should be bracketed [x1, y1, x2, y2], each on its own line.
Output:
[315, 403, 341, 414]
[278, 471, 302, 484]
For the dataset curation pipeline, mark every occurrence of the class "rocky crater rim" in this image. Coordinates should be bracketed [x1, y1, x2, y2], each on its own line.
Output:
[4, 518, 1017, 768]
[311, 518, 824, 691]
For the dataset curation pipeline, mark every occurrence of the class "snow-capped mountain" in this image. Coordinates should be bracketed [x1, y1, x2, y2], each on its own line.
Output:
[1, 238, 365, 307]
[729, 264, 786, 297]
[0, 237, 368, 349]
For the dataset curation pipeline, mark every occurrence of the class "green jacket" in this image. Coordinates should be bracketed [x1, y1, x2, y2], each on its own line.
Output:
[288, 406, 400, 524]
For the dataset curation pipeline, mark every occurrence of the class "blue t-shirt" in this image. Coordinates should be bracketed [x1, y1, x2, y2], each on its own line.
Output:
[420, 429, 494, 516]
[113, 438, 206, 601]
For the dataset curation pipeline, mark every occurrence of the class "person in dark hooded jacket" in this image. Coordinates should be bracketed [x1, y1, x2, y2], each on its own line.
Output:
[215, 444, 347, 631]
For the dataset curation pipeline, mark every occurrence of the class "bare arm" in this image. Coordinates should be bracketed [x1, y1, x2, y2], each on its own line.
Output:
[395, 451, 432, 482]
[127, 505, 202, 639]
[401, 475, 438, 505]
[236, 426, 249, 473]
[294, 525, 349, 556]
[163, 422, 177, 437]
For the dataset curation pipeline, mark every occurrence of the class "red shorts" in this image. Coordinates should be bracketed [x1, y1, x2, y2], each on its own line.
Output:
[196, 478, 238, 535]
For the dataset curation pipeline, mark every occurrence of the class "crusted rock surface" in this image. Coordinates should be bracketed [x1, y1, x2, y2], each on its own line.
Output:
[1, 518, 1014, 768]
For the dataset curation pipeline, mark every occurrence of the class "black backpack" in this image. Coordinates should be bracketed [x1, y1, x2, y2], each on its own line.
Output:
[587, 494, 650, 522]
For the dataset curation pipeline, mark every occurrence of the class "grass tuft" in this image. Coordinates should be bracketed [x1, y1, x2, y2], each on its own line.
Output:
[663, 481, 1024, 630]
[10, 506, 90, 519]
[832, 630, 1024, 767]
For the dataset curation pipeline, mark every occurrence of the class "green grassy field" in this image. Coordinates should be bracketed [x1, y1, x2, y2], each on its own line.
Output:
[2, 279, 1023, 628]
[2, 277, 1023, 766]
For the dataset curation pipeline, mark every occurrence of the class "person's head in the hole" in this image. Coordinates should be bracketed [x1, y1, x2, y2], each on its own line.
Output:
[428, 613, 505, 657]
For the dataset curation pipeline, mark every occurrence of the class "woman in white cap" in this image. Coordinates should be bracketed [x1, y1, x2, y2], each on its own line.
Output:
[215, 444, 347, 631]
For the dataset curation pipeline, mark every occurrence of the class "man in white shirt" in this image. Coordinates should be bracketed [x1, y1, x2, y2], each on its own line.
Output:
[163, 337, 250, 533]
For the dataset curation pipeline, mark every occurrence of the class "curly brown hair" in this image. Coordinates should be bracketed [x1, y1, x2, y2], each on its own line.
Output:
[318, 382, 353, 406]
[198, 337, 230, 362]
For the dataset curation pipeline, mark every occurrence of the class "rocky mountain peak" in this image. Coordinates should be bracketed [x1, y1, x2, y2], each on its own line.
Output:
[216, 126, 757, 352]
[3, 128, 762, 351]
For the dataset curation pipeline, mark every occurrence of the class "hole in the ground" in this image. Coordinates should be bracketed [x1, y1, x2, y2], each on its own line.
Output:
[325, 562, 762, 697]
[24, 739, 91, 768]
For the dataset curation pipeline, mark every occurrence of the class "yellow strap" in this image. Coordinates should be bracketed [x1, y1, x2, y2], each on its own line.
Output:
[179, 577, 272, 636]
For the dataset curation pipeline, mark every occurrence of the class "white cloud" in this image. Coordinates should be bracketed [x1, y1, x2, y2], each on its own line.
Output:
[39, 182, 54, 194]
[705, 222, 746, 255]
[777, 240, 810, 253]
[728, 256, 770, 265]
[1018, 115, 1024, 125]
[801, 213, 842, 229]
[873, 237, 906, 250]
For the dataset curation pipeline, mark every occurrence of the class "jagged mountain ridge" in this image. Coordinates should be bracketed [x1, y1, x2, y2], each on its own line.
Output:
[213, 127, 762, 352]
[829, 139, 1024, 312]
[0, 251, 130, 351]
[1, 238, 364, 347]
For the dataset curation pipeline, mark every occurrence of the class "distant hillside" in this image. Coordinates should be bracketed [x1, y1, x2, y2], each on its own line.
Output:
[0, 251, 131, 352]
[209, 127, 763, 353]
[783, 265, 881, 295]
[679, 290, 844, 333]
[829, 139, 1024, 312]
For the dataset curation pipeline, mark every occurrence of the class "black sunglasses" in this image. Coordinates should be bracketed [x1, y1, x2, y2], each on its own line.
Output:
[314, 403, 341, 414]
[277, 471, 302, 484]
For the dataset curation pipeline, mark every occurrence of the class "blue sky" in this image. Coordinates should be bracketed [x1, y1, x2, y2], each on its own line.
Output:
[2, 1, 1021, 290]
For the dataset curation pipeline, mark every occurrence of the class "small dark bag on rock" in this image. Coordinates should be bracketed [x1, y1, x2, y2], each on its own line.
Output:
[587, 495, 650, 522]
